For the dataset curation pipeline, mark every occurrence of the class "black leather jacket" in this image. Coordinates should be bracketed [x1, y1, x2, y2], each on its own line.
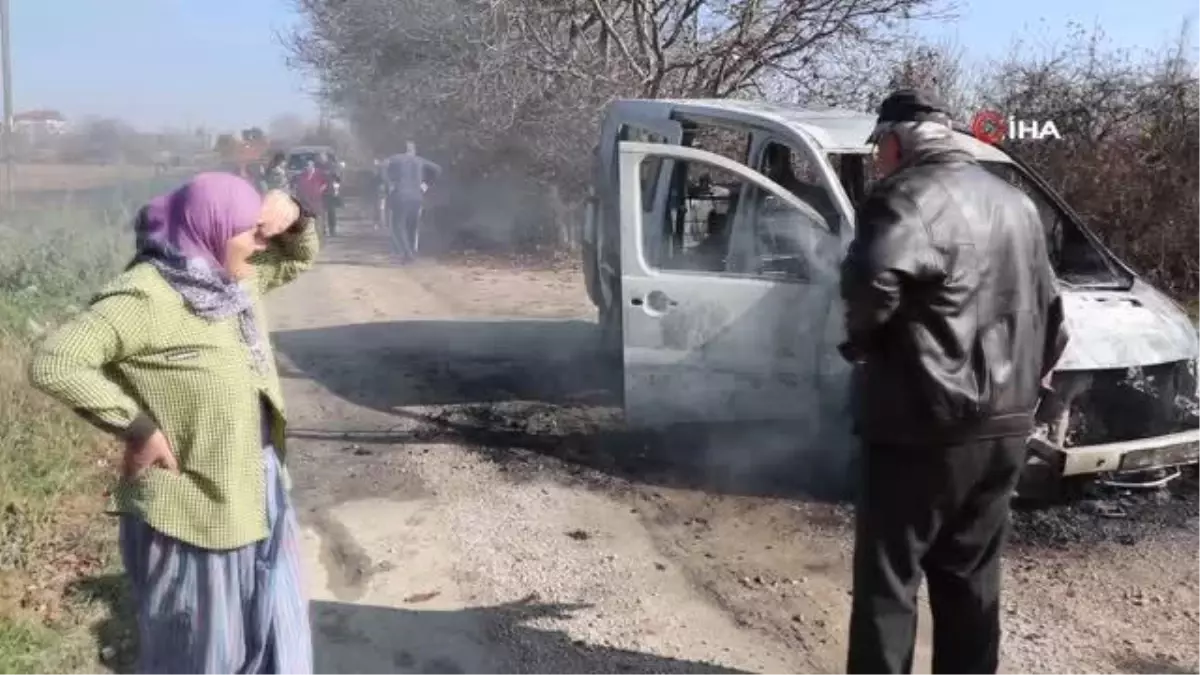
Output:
[840, 141, 1068, 445]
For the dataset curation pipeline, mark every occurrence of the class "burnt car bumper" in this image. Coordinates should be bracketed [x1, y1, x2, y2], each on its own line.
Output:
[1028, 428, 1200, 477]
[1032, 359, 1199, 477]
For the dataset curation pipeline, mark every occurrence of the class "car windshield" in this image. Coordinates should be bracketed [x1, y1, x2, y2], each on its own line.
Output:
[833, 151, 1132, 289]
[977, 160, 1130, 288]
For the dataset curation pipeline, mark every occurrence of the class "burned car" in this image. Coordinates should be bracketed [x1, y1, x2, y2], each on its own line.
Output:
[580, 98, 1199, 487]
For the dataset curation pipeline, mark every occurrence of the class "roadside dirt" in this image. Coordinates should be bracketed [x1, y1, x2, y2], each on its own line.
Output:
[270, 212, 1199, 674]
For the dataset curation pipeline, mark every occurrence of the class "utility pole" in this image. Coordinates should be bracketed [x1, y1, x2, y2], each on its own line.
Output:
[1, 0, 13, 211]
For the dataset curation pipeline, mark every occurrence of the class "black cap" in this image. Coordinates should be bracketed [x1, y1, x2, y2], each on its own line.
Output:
[867, 88, 952, 142]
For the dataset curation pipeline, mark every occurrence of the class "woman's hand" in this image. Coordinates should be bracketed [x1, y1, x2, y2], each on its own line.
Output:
[258, 189, 302, 240]
[123, 430, 179, 480]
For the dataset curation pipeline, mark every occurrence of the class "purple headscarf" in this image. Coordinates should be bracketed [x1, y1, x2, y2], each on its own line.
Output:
[135, 172, 270, 372]
[138, 171, 262, 270]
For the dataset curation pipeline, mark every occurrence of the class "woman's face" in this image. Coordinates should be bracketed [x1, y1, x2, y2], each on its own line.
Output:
[224, 227, 266, 280]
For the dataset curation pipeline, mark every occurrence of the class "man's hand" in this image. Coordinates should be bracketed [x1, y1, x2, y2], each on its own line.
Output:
[123, 430, 178, 480]
[258, 189, 302, 240]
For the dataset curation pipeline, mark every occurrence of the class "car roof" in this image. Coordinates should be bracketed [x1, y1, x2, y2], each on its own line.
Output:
[288, 146, 335, 154]
[632, 98, 1013, 162]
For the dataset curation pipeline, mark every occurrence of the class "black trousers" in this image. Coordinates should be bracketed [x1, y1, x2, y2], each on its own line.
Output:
[324, 197, 338, 236]
[847, 435, 1026, 674]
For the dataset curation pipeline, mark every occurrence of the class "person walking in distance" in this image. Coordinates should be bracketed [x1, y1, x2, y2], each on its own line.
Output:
[263, 151, 289, 192]
[382, 140, 441, 260]
[318, 153, 342, 237]
[294, 159, 330, 236]
[839, 89, 1069, 674]
[373, 158, 387, 230]
[29, 174, 319, 673]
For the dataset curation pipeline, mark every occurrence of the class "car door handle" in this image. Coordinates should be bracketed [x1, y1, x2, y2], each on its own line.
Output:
[633, 290, 678, 313]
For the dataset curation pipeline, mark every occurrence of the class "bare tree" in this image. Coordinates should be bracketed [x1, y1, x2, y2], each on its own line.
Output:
[991, 24, 1197, 296]
[54, 117, 156, 165]
[285, 0, 949, 187]
[878, 38, 983, 117]
[286, 1, 1197, 299]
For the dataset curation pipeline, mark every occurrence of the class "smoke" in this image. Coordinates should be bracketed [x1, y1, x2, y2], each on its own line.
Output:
[358, 140, 578, 259]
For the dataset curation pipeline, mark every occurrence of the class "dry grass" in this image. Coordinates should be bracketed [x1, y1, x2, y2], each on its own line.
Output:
[0, 177, 180, 672]
[0, 342, 122, 673]
[0, 164, 163, 194]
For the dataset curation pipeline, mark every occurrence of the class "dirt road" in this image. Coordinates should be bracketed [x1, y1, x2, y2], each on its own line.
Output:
[269, 213, 1199, 674]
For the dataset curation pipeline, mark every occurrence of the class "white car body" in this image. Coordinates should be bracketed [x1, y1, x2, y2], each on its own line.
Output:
[581, 99, 1199, 482]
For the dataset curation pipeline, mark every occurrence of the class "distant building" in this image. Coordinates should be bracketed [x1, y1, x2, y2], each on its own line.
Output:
[14, 109, 68, 137]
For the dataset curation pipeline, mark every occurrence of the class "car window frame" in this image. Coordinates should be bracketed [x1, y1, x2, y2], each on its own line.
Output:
[623, 142, 838, 286]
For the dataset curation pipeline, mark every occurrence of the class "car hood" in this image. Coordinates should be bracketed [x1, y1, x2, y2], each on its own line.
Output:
[1055, 280, 1199, 371]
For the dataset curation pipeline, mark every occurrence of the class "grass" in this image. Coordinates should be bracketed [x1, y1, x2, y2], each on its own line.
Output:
[0, 174, 184, 673]
[0, 164, 165, 194]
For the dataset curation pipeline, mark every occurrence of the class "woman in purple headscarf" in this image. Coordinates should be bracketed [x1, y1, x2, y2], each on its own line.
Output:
[30, 172, 320, 673]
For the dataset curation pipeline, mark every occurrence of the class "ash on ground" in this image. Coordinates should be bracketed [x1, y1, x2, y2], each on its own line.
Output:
[1011, 467, 1198, 548]
[412, 401, 1199, 552]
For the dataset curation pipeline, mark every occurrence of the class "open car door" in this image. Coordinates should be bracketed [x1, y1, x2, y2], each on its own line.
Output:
[617, 141, 854, 435]
[588, 104, 684, 339]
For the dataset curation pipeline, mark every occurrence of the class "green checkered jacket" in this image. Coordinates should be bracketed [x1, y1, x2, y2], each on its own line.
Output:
[28, 220, 319, 550]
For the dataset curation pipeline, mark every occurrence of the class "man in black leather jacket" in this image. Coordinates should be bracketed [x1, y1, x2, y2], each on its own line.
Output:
[840, 90, 1069, 674]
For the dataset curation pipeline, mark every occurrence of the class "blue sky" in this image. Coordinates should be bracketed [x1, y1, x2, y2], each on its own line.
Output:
[14, 0, 313, 131]
[13, 0, 1198, 132]
[921, 0, 1198, 60]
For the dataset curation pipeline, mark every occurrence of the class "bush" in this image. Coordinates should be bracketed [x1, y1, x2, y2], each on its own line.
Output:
[888, 25, 1199, 299]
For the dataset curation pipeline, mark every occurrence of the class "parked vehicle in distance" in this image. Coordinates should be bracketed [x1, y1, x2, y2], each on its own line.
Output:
[285, 145, 343, 182]
[580, 98, 1199, 492]
[286, 145, 345, 235]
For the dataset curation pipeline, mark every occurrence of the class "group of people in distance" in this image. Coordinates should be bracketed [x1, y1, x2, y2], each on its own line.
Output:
[257, 151, 342, 237]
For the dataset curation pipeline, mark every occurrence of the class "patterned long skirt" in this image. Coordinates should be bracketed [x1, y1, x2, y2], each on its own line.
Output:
[118, 447, 312, 674]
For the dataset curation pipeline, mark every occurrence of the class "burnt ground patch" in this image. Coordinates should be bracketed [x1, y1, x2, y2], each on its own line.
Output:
[1010, 466, 1199, 549]
[276, 317, 1199, 549]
